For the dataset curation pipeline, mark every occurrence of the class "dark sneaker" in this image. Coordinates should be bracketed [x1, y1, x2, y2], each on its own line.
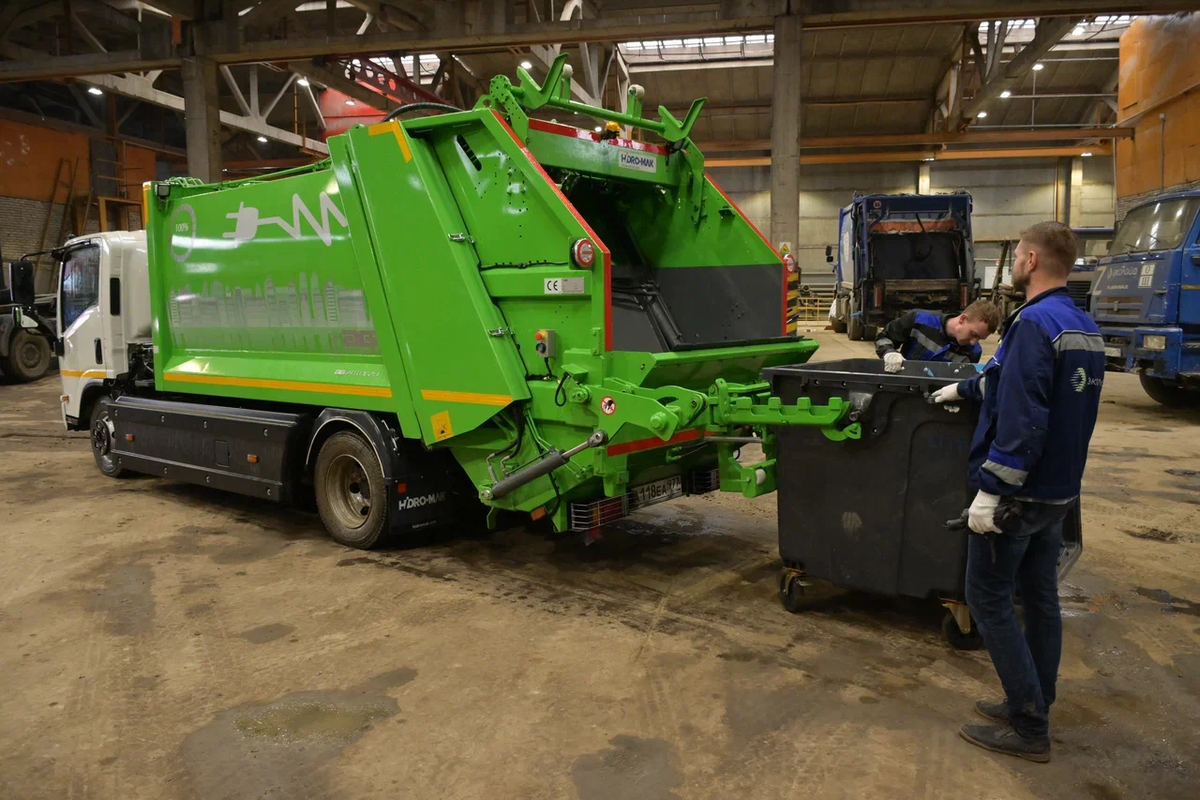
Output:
[959, 723, 1051, 763]
[975, 699, 1009, 723]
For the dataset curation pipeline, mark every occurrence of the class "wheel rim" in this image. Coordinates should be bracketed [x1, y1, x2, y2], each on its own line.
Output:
[91, 414, 115, 471]
[18, 340, 43, 370]
[324, 453, 373, 531]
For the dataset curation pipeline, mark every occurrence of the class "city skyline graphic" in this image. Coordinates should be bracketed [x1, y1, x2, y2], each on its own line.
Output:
[168, 270, 379, 354]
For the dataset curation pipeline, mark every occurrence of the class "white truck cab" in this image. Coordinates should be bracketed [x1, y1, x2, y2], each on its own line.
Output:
[56, 231, 151, 430]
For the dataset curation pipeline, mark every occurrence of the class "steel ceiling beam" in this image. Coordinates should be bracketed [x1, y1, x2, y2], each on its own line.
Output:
[1, 1, 1193, 82]
[699, 126, 1132, 152]
[707, 143, 1112, 168]
[961, 16, 1079, 124]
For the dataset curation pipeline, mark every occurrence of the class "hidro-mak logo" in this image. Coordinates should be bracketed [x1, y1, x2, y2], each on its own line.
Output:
[223, 192, 349, 247]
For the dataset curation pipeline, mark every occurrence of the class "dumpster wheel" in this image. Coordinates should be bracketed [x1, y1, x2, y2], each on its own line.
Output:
[941, 609, 984, 651]
[778, 568, 807, 614]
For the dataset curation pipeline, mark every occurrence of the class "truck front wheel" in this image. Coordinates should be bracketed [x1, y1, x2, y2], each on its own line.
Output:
[1140, 373, 1199, 409]
[90, 399, 125, 478]
[315, 432, 388, 549]
[3, 330, 52, 382]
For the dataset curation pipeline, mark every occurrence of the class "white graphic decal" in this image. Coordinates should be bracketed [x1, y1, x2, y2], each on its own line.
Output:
[223, 192, 349, 247]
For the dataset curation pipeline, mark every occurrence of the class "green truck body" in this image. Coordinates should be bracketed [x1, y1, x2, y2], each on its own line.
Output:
[65, 57, 856, 546]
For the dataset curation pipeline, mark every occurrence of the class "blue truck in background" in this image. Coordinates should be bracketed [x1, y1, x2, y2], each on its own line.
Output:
[827, 192, 978, 340]
[1090, 191, 1200, 407]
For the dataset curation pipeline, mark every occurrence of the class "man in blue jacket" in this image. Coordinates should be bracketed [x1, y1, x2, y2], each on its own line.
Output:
[932, 221, 1104, 763]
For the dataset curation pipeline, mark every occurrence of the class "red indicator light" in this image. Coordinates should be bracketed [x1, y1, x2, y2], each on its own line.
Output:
[572, 238, 596, 268]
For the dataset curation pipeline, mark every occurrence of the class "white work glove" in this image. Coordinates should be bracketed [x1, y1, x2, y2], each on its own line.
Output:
[883, 352, 905, 373]
[968, 491, 1003, 534]
[931, 383, 962, 404]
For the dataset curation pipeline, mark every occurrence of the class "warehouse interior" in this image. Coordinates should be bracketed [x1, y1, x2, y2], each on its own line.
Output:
[1, 2, 1198, 798]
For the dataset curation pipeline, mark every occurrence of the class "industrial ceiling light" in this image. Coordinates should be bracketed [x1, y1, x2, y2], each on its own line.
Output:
[923, 157, 935, 162]
[594, 126, 602, 132]
[1032, 63, 1045, 71]
[976, 111, 988, 118]
[520, 60, 533, 69]
[1081, 151, 1093, 157]
[1000, 90, 1012, 98]
[87, 87, 103, 96]
[345, 99, 355, 105]
[257, 136, 268, 143]
[297, 77, 310, 87]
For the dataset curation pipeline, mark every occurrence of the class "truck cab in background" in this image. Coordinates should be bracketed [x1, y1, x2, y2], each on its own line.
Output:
[1066, 226, 1114, 310]
[827, 192, 977, 341]
[0, 254, 58, 382]
[53, 232, 151, 430]
[1090, 191, 1200, 407]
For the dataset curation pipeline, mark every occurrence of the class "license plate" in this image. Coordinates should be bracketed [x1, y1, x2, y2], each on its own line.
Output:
[630, 476, 683, 509]
[1104, 346, 1122, 358]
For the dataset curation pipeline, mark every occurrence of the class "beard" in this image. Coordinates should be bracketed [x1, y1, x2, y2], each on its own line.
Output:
[1012, 268, 1030, 293]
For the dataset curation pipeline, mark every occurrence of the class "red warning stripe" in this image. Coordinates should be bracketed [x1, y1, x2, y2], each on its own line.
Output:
[606, 428, 706, 457]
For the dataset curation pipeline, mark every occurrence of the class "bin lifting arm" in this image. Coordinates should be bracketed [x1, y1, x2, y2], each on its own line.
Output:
[478, 52, 706, 145]
[706, 379, 862, 441]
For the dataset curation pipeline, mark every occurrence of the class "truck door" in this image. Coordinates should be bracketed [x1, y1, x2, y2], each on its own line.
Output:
[57, 241, 104, 425]
[836, 205, 853, 288]
[1182, 213, 1200, 331]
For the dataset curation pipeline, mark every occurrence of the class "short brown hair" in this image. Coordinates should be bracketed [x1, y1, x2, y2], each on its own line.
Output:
[963, 299, 1002, 334]
[1021, 221, 1078, 276]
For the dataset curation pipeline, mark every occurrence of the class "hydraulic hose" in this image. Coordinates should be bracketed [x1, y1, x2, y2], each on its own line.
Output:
[382, 102, 464, 122]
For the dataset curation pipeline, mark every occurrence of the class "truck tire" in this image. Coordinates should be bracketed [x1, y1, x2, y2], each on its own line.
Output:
[90, 398, 126, 478]
[3, 330, 52, 382]
[315, 431, 389, 549]
[1140, 373, 1199, 409]
[847, 314, 864, 341]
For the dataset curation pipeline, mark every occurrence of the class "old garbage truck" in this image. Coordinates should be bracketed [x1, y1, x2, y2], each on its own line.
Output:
[1091, 190, 1200, 407]
[827, 192, 978, 340]
[55, 56, 862, 549]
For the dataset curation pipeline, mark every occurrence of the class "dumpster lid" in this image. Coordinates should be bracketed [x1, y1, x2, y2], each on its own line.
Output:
[764, 357, 980, 392]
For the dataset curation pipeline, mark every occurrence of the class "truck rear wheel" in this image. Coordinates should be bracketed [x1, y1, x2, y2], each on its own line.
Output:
[1140, 373, 1199, 409]
[3, 330, 52, 382]
[90, 399, 125, 478]
[315, 432, 388, 549]
[847, 314, 865, 341]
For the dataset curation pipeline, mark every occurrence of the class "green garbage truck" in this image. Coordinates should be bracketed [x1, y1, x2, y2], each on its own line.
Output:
[55, 56, 859, 548]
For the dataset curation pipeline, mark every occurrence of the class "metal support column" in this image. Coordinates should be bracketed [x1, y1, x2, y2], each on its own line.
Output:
[770, 12, 802, 252]
[181, 56, 222, 183]
[1068, 156, 1084, 227]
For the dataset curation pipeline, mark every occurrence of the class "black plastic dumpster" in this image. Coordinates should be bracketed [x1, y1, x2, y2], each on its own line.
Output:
[765, 358, 1081, 649]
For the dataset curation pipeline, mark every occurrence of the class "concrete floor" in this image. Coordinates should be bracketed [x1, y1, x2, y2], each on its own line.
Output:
[1, 331, 1198, 800]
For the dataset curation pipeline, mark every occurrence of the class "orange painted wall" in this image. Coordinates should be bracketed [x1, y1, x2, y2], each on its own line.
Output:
[1116, 13, 1200, 198]
[0, 119, 93, 202]
[0, 119, 159, 204]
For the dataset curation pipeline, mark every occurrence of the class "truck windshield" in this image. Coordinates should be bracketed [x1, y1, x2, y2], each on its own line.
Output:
[1110, 197, 1200, 255]
[60, 244, 100, 329]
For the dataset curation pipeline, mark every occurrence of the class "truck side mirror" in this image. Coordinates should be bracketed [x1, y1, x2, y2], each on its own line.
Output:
[8, 260, 35, 305]
[825, 245, 833, 263]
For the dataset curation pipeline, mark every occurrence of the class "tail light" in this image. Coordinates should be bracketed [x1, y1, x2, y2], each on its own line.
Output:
[874, 284, 884, 309]
[572, 238, 596, 268]
[961, 284, 969, 307]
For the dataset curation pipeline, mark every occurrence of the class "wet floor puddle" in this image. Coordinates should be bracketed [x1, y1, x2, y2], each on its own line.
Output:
[1135, 587, 1200, 617]
[233, 696, 394, 743]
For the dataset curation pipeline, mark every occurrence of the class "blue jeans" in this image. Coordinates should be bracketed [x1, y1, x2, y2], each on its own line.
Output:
[965, 500, 1070, 739]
